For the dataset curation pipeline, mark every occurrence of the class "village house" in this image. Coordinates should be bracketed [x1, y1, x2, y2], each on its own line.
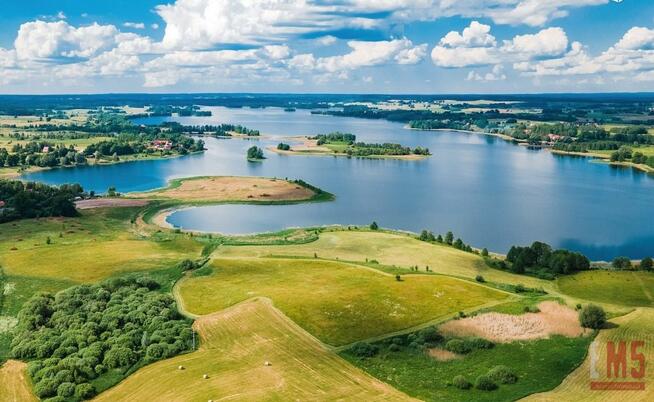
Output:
[151, 139, 172, 151]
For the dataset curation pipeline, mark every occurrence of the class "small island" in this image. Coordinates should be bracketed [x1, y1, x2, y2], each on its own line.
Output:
[246, 146, 266, 161]
[269, 132, 431, 160]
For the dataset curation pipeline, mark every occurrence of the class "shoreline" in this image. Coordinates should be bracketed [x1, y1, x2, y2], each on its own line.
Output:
[405, 126, 654, 174]
[1, 150, 204, 181]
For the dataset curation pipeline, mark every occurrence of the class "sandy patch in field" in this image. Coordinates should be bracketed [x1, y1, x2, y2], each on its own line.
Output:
[427, 348, 460, 361]
[75, 198, 149, 209]
[135, 176, 315, 202]
[439, 301, 588, 343]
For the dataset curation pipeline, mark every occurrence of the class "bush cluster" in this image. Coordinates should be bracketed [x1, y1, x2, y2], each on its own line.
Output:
[11, 276, 194, 401]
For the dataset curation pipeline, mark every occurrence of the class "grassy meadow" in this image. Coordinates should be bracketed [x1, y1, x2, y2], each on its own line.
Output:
[557, 270, 654, 307]
[94, 298, 413, 401]
[178, 257, 509, 346]
[0, 207, 202, 283]
[216, 230, 547, 288]
[342, 334, 593, 402]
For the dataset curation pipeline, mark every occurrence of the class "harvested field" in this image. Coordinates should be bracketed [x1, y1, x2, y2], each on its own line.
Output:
[75, 198, 149, 209]
[94, 298, 414, 402]
[0, 360, 37, 402]
[440, 301, 587, 342]
[132, 176, 315, 202]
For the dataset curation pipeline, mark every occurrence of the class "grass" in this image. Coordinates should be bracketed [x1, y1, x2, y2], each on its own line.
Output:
[216, 230, 547, 288]
[0, 208, 202, 283]
[178, 257, 509, 346]
[342, 333, 593, 402]
[557, 270, 654, 307]
[524, 308, 654, 402]
[95, 298, 412, 401]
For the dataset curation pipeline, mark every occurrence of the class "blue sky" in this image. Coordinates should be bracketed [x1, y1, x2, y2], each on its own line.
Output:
[1, 0, 654, 94]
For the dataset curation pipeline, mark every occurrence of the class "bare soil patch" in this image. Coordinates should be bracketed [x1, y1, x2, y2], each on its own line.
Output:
[75, 198, 149, 210]
[439, 301, 588, 343]
[427, 348, 460, 361]
[133, 176, 315, 202]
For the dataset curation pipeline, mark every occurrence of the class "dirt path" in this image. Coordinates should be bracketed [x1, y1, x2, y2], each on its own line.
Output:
[0, 360, 37, 402]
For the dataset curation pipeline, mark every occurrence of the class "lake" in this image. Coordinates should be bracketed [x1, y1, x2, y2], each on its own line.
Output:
[24, 106, 654, 260]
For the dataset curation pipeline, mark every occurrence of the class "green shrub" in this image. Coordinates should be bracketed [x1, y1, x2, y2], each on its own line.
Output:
[475, 275, 485, 283]
[475, 374, 498, 391]
[579, 304, 606, 329]
[466, 337, 495, 350]
[445, 339, 471, 354]
[56, 382, 75, 398]
[74, 383, 95, 399]
[487, 365, 518, 384]
[417, 327, 443, 344]
[350, 342, 379, 358]
[452, 375, 472, 390]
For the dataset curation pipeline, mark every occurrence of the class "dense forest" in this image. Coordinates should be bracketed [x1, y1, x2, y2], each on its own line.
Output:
[0, 180, 83, 223]
[10, 276, 194, 401]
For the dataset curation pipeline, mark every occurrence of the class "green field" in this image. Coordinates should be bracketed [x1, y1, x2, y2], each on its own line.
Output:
[217, 230, 547, 288]
[343, 334, 593, 402]
[0, 208, 202, 283]
[94, 298, 412, 401]
[557, 270, 654, 307]
[178, 257, 509, 346]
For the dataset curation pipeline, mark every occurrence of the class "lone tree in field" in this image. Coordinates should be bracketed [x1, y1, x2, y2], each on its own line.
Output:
[579, 304, 606, 329]
[640, 256, 653, 271]
[445, 231, 454, 245]
[612, 256, 632, 270]
[370, 221, 379, 230]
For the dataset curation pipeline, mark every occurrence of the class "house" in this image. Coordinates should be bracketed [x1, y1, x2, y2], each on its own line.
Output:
[547, 134, 563, 142]
[151, 139, 172, 151]
[42, 146, 50, 153]
[0, 200, 5, 208]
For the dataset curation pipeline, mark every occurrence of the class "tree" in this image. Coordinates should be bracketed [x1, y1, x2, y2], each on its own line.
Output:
[612, 256, 632, 270]
[419, 230, 436, 242]
[445, 231, 454, 245]
[246, 146, 265, 160]
[481, 248, 489, 257]
[579, 304, 606, 329]
[641, 257, 653, 271]
[369, 221, 379, 230]
[277, 143, 291, 151]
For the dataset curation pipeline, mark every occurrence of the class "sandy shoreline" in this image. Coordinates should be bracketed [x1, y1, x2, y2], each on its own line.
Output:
[152, 209, 175, 229]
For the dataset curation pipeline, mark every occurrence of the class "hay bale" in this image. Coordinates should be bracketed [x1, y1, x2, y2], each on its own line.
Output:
[178, 365, 184, 370]
[264, 361, 272, 366]
[203, 374, 209, 379]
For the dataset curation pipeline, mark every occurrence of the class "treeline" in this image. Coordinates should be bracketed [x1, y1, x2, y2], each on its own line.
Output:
[320, 105, 576, 124]
[492, 241, 590, 279]
[11, 276, 194, 401]
[313, 132, 356, 145]
[141, 105, 212, 117]
[347, 142, 430, 157]
[0, 180, 82, 223]
[0, 144, 86, 168]
[161, 122, 259, 137]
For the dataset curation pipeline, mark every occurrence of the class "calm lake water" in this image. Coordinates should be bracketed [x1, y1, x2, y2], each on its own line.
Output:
[24, 106, 654, 260]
